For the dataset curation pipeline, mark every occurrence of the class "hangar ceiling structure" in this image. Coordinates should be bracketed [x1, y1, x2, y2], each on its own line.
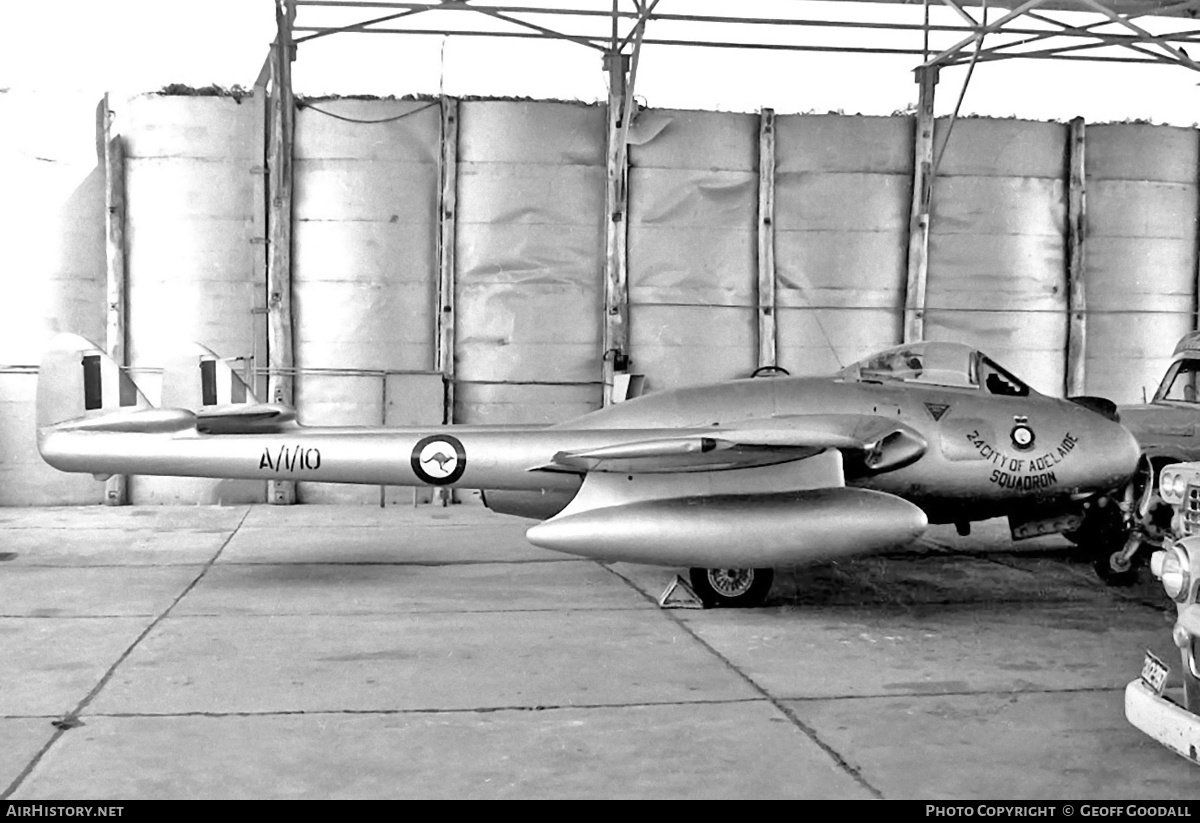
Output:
[224, 0, 1200, 508]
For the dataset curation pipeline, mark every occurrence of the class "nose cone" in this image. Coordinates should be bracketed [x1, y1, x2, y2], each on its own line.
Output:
[1060, 396, 1141, 492]
[1118, 422, 1142, 475]
[1098, 418, 1142, 490]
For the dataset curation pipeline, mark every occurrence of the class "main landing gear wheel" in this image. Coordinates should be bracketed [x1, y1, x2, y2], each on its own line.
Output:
[688, 567, 774, 608]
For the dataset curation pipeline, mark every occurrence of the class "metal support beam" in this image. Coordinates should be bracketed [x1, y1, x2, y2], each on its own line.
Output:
[267, 0, 297, 505]
[1078, 0, 1200, 71]
[938, 0, 982, 27]
[921, 0, 1048, 67]
[904, 66, 938, 344]
[294, 1, 1200, 47]
[1065, 117, 1088, 397]
[436, 96, 459, 424]
[757, 108, 777, 370]
[289, 0, 1200, 69]
[602, 50, 631, 406]
[102, 94, 128, 506]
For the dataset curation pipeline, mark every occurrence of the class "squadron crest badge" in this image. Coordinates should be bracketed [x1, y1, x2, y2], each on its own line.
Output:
[1010, 416, 1036, 451]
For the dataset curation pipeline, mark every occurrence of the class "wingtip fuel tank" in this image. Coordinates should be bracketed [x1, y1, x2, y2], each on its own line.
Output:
[525, 487, 928, 567]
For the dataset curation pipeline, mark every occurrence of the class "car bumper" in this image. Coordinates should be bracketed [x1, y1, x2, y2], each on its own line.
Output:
[1125, 678, 1200, 765]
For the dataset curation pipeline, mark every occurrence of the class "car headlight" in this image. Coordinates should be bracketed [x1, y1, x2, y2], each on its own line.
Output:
[1161, 470, 1179, 503]
[1159, 544, 1193, 603]
[1164, 470, 1188, 500]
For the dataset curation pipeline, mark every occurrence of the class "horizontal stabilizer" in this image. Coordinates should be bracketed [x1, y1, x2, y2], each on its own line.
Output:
[160, 342, 296, 433]
[525, 487, 927, 567]
[195, 403, 297, 434]
[48, 407, 196, 434]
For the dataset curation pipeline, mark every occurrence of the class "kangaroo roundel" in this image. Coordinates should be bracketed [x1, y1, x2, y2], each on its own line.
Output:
[411, 435, 466, 485]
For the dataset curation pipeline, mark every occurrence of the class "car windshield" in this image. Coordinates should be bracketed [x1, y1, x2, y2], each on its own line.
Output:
[841, 342, 1030, 396]
[1156, 359, 1200, 404]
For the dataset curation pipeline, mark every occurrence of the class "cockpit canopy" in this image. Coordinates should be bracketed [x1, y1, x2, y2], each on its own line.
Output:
[838, 342, 1031, 397]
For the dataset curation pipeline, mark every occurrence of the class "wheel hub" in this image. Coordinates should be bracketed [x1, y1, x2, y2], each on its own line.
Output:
[707, 568, 754, 598]
[1109, 551, 1132, 573]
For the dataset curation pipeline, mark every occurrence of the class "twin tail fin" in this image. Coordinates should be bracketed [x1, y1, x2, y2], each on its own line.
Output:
[37, 334, 293, 439]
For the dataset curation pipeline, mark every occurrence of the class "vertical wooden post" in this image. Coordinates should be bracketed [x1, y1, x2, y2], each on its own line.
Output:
[251, 83, 270, 403]
[1196, 130, 1200, 337]
[602, 51, 631, 406]
[1065, 117, 1088, 398]
[757, 108, 777, 371]
[103, 94, 128, 506]
[904, 66, 938, 344]
[437, 96, 459, 425]
[434, 96, 460, 507]
[267, 0, 297, 505]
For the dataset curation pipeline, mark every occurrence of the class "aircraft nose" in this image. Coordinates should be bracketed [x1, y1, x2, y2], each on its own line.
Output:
[1063, 396, 1141, 490]
[1104, 420, 1142, 487]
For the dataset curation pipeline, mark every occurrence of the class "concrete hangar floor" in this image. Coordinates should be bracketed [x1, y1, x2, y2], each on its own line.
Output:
[0, 501, 1196, 800]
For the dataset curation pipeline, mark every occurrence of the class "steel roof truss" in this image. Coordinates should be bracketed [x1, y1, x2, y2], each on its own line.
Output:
[922, 0, 1051, 67]
[934, 5, 1200, 69]
[1078, 0, 1200, 69]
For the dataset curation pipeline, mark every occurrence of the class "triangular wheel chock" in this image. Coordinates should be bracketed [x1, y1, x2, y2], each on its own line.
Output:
[658, 575, 705, 609]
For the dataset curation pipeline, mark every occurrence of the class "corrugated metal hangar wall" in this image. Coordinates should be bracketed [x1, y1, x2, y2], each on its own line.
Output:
[1, 92, 1197, 505]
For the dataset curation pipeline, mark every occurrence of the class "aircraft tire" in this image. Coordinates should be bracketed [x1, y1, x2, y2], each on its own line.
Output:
[688, 567, 774, 608]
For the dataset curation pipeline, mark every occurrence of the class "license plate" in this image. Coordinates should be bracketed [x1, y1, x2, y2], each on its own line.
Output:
[1141, 650, 1169, 696]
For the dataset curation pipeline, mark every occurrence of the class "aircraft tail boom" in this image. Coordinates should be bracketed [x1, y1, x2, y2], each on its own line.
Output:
[37, 427, 579, 491]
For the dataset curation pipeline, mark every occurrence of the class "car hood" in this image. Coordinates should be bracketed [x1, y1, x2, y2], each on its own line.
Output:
[1118, 403, 1200, 446]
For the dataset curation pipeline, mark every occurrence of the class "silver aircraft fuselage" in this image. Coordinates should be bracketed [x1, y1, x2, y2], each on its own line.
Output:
[39, 368, 1138, 527]
[36, 335, 1144, 573]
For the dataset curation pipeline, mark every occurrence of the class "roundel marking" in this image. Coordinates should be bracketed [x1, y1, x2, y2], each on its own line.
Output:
[411, 434, 466, 485]
[1010, 424, 1036, 451]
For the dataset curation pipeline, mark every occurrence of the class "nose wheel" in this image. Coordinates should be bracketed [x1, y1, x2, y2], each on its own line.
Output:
[1075, 469, 1162, 587]
[688, 567, 774, 608]
[1092, 532, 1145, 587]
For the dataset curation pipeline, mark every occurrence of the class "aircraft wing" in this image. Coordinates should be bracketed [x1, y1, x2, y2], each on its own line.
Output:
[537, 414, 926, 474]
[526, 416, 930, 566]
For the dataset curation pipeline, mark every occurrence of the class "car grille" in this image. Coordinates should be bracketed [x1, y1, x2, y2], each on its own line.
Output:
[1186, 485, 1200, 537]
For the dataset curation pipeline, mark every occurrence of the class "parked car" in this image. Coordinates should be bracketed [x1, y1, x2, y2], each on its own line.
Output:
[1123, 461, 1200, 765]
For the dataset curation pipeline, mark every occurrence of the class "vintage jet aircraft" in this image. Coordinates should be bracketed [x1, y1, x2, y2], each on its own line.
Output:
[37, 333, 1140, 607]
